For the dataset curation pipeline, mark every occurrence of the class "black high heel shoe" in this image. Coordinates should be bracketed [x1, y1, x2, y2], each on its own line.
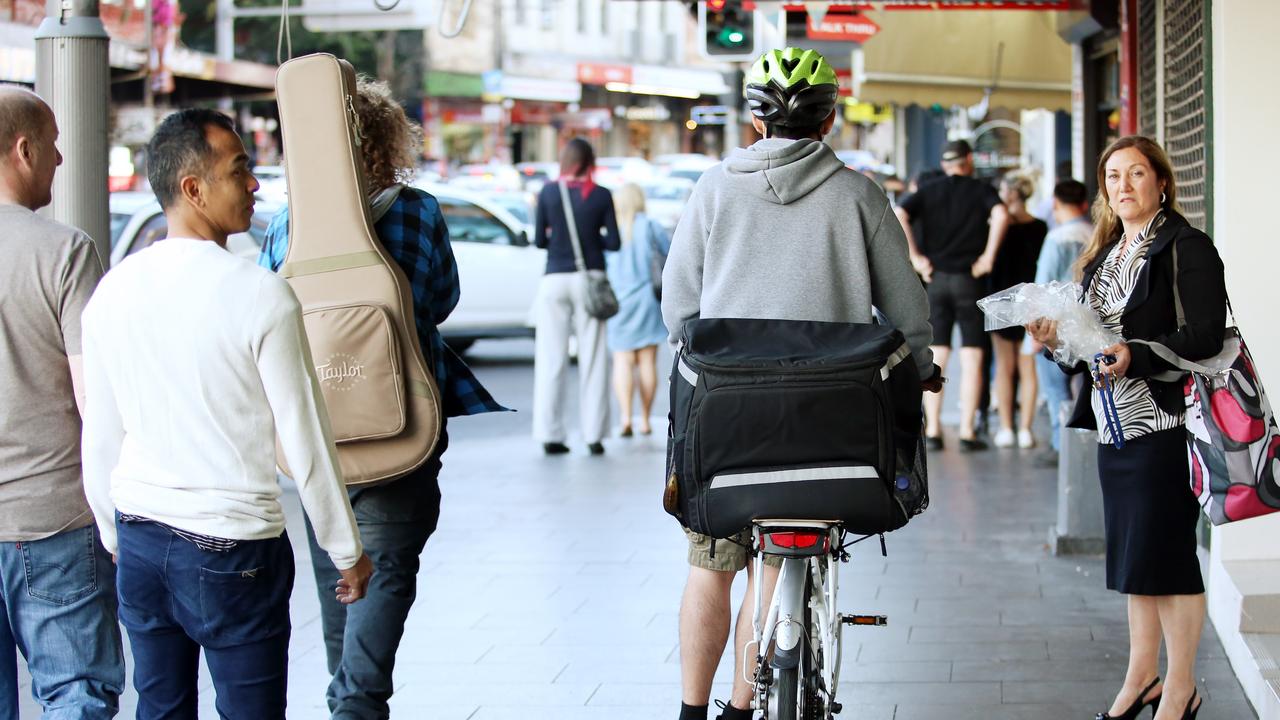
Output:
[1179, 689, 1201, 720]
[1095, 677, 1162, 720]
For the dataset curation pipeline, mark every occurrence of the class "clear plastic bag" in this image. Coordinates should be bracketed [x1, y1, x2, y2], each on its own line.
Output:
[977, 281, 1119, 367]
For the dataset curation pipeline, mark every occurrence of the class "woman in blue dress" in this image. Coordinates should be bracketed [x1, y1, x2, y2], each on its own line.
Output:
[607, 183, 670, 436]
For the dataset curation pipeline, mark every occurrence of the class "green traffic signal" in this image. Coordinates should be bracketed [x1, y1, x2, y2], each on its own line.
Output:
[717, 26, 746, 47]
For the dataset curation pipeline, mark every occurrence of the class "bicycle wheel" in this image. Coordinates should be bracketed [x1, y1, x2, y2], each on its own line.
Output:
[773, 667, 800, 720]
[769, 566, 813, 720]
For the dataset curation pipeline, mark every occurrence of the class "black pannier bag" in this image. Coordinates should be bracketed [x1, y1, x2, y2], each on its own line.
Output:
[664, 318, 928, 539]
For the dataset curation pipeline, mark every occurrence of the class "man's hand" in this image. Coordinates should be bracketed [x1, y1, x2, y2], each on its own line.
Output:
[970, 253, 995, 278]
[910, 253, 934, 283]
[336, 553, 373, 605]
[1025, 318, 1060, 350]
[921, 364, 945, 393]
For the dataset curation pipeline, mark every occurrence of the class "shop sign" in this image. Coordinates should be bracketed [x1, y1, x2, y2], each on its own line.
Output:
[690, 105, 730, 126]
[807, 12, 879, 43]
[485, 71, 582, 103]
[842, 101, 892, 124]
[578, 63, 633, 86]
[616, 105, 672, 122]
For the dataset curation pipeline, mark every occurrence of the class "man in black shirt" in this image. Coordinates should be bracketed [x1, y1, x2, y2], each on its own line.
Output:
[895, 140, 1010, 451]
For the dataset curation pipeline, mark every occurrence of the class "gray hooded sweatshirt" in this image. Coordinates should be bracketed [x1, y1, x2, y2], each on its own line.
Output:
[661, 138, 934, 377]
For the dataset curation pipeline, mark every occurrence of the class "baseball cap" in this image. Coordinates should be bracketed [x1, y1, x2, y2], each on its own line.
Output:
[941, 139, 973, 162]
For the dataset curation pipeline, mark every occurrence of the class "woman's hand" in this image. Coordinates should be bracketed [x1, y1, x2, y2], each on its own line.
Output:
[1100, 342, 1132, 378]
[1025, 318, 1060, 350]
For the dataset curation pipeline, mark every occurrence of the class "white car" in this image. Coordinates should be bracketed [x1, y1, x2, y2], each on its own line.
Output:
[108, 193, 276, 267]
[415, 182, 545, 351]
[640, 178, 695, 234]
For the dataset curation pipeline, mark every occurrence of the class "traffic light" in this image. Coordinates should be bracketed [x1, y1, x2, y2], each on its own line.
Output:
[697, 1, 758, 61]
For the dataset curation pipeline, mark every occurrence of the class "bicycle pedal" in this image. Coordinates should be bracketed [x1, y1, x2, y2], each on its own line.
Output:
[841, 613, 888, 626]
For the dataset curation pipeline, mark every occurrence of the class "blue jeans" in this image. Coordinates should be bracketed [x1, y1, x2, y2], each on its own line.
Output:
[305, 427, 447, 720]
[0, 524, 123, 720]
[116, 519, 294, 720]
[1036, 353, 1073, 451]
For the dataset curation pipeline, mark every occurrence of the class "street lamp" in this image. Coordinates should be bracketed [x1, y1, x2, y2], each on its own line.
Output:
[35, 0, 110, 265]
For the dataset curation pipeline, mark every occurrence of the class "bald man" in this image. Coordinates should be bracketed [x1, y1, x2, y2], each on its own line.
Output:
[0, 87, 124, 718]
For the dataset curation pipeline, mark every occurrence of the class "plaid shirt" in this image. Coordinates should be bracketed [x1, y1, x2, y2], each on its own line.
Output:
[260, 186, 508, 417]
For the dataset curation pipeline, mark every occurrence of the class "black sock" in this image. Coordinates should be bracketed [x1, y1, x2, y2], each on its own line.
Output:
[717, 702, 753, 720]
[679, 703, 709, 720]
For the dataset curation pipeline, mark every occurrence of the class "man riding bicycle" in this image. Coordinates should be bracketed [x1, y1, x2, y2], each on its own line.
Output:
[661, 47, 941, 720]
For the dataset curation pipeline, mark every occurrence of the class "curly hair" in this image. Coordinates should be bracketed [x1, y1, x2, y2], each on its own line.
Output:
[353, 76, 423, 191]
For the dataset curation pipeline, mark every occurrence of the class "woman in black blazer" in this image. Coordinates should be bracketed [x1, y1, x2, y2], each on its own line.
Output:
[1028, 136, 1225, 720]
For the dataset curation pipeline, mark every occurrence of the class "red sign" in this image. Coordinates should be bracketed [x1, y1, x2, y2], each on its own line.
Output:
[807, 12, 880, 42]
[577, 63, 632, 86]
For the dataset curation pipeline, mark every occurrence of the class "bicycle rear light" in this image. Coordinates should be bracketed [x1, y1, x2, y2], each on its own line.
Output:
[762, 531, 829, 555]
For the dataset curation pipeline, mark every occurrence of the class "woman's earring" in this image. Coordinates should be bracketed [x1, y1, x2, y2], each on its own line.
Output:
[1161, 191, 1167, 204]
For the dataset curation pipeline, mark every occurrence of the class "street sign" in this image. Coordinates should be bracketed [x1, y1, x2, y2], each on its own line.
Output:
[691, 105, 731, 126]
[807, 12, 879, 42]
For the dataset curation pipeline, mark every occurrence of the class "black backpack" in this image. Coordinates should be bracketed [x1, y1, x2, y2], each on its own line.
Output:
[664, 318, 928, 539]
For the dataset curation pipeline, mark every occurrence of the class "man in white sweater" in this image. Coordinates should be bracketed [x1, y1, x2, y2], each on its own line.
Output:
[80, 109, 371, 719]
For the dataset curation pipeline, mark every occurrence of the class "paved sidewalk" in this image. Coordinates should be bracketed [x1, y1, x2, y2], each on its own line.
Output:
[17, 341, 1256, 718]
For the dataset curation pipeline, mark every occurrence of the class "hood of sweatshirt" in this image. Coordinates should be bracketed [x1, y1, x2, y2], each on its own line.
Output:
[721, 138, 847, 206]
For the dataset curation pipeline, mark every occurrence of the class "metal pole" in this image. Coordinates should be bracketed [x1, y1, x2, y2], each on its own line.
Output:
[35, 0, 110, 267]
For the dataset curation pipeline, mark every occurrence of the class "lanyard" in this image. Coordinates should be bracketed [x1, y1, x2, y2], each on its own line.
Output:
[1092, 353, 1125, 448]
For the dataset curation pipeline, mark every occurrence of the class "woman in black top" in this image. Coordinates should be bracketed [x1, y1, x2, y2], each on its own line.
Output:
[530, 138, 621, 455]
[1029, 136, 1225, 720]
[989, 173, 1047, 449]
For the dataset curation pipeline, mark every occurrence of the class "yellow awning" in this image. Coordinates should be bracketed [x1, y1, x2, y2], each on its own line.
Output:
[855, 10, 1072, 112]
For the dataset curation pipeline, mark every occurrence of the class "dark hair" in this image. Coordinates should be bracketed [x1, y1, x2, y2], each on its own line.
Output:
[559, 137, 596, 178]
[762, 122, 825, 140]
[147, 109, 237, 209]
[1053, 179, 1088, 206]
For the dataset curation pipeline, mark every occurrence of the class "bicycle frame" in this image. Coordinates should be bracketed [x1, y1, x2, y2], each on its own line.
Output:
[749, 521, 844, 718]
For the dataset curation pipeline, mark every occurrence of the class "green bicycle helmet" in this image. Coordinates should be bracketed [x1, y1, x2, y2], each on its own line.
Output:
[745, 47, 839, 128]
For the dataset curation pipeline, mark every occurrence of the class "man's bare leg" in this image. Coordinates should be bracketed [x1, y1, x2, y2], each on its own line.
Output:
[958, 347, 985, 440]
[729, 561, 780, 711]
[680, 567, 736, 707]
[925, 345, 950, 438]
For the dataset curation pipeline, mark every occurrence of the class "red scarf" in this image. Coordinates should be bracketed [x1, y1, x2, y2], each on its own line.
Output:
[563, 170, 595, 201]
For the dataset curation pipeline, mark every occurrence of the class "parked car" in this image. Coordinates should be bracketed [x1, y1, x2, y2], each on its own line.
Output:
[514, 161, 559, 193]
[835, 149, 896, 177]
[654, 153, 718, 185]
[414, 182, 545, 352]
[108, 193, 278, 267]
[640, 177, 695, 233]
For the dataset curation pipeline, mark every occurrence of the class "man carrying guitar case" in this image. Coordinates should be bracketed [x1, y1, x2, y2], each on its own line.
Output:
[262, 56, 506, 717]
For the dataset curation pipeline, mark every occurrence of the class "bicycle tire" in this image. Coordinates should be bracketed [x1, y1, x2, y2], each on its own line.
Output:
[774, 667, 799, 720]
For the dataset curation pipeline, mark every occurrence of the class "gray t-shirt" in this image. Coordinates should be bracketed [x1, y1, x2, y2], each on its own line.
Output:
[0, 205, 103, 541]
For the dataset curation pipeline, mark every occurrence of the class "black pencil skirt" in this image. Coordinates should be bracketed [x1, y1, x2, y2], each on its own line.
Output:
[1098, 427, 1205, 595]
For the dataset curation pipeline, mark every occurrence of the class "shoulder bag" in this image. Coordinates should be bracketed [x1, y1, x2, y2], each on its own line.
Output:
[558, 181, 619, 320]
[1130, 242, 1280, 524]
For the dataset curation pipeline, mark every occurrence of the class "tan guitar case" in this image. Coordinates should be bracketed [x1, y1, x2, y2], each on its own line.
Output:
[274, 53, 441, 486]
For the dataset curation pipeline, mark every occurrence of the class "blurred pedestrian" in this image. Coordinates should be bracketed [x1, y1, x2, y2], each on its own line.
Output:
[1029, 179, 1092, 466]
[1028, 136, 1223, 720]
[989, 172, 1047, 449]
[895, 139, 1011, 451]
[81, 109, 371, 719]
[261, 77, 506, 718]
[0, 86, 124, 719]
[606, 183, 670, 437]
[532, 137, 621, 455]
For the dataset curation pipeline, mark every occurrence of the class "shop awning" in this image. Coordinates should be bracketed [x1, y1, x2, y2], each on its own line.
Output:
[854, 10, 1072, 111]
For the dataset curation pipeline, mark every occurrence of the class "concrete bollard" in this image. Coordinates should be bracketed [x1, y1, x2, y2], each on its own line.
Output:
[1049, 401, 1106, 555]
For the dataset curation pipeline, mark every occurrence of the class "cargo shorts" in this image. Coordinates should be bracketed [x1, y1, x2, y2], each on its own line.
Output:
[685, 528, 783, 572]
